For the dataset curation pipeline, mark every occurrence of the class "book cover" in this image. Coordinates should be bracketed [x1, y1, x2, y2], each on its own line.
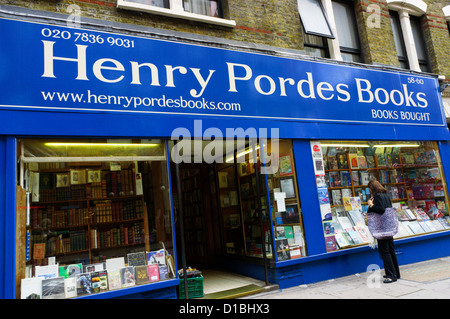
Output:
[147, 249, 166, 265]
[59, 263, 82, 279]
[324, 235, 337, 252]
[76, 273, 92, 295]
[64, 277, 77, 298]
[42, 277, 65, 299]
[21, 277, 43, 299]
[107, 269, 122, 290]
[120, 266, 136, 287]
[127, 251, 147, 267]
[275, 238, 291, 261]
[105, 257, 125, 272]
[135, 265, 149, 284]
[159, 265, 169, 280]
[148, 264, 160, 282]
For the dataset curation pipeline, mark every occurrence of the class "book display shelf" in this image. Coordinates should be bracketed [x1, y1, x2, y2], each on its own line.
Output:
[180, 167, 206, 263]
[314, 141, 450, 252]
[266, 140, 307, 261]
[17, 139, 176, 299]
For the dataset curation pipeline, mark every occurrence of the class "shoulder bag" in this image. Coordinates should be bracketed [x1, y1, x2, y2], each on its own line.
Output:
[366, 207, 399, 239]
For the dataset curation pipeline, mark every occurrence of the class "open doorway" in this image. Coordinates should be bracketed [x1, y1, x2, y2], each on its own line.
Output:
[169, 140, 272, 298]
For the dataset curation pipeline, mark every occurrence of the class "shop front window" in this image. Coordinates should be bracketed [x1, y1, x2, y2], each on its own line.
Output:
[312, 140, 450, 252]
[16, 139, 175, 299]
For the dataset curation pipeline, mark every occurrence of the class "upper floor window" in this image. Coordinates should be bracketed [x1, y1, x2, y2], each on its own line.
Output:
[332, 0, 362, 62]
[386, 0, 429, 72]
[117, 0, 235, 28]
[298, 0, 362, 62]
[390, 11, 409, 69]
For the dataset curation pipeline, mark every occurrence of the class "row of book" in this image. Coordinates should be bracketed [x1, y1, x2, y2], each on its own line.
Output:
[90, 222, 144, 249]
[324, 206, 450, 251]
[274, 225, 305, 261]
[30, 199, 144, 230]
[21, 250, 172, 299]
[323, 146, 438, 171]
[31, 222, 144, 258]
[32, 230, 88, 257]
[34, 168, 138, 203]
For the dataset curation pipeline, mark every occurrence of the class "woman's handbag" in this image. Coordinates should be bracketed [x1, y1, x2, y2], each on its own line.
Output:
[366, 207, 399, 239]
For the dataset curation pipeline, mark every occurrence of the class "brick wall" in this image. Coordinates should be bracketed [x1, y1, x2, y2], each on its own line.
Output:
[0, 0, 448, 79]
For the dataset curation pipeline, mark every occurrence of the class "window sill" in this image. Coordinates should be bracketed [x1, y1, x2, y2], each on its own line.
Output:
[116, 0, 236, 28]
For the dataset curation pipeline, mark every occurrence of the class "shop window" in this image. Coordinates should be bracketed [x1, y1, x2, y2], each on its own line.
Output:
[332, 0, 362, 62]
[311, 141, 450, 252]
[116, 0, 235, 28]
[16, 139, 175, 299]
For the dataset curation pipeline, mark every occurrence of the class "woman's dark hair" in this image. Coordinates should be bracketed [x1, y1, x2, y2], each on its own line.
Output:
[368, 180, 387, 194]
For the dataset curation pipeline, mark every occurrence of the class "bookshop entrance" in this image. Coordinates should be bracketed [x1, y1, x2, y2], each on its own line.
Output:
[169, 139, 274, 297]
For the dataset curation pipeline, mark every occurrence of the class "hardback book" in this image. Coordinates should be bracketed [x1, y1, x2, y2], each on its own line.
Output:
[76, 273, 92, 295]
[275, 238, 291, 261]
[135, 265, 149, 284]
[107, 269, 122, 290]
[159, 265, 169, 280]
[105, 257, 125, 272]
[148, 264, 160, 282]
[21, 277, 43, 299]
[42, 277, 65, 299]
[64, 277, 77, 298]
[324, 235, 337, 252]
[127, 251, 147, 267]
[120, 266, 136, 287]
[59, 263, 82, 279]
[147, 249, 166, 266]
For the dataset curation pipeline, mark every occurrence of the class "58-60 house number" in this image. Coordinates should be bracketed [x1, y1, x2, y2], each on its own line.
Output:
[41, 27, 135, 48]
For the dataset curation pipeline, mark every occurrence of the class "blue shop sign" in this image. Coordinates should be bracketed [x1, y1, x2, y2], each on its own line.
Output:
[0, 17, 446, 127]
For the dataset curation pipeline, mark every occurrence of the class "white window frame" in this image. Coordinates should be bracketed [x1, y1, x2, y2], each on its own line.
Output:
[117, 0, 236, 28]
[386, 0, 427, 72]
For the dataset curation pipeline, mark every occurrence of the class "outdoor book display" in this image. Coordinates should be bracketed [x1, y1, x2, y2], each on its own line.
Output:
[311, 141, 450, 252]
[17, 139, 176, 299]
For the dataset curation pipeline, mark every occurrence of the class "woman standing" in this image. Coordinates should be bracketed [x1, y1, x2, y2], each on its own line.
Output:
[367, 180, 401, 283]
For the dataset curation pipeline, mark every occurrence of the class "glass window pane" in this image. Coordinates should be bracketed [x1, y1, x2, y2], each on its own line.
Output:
[125, 0, 169, 9]
[341, 52, 360, 62]
[332, 1, 359, 50]
[297, 0, 334, 38]
[184, 0, 221, 17]
[390, 13, 406, 58]
[16, 138, 175, 299]
[313, 140, 450, 253]
[410, 17, 428, 62]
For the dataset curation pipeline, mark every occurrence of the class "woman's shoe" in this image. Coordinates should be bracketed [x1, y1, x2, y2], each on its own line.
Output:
[383, 277, 396, 283]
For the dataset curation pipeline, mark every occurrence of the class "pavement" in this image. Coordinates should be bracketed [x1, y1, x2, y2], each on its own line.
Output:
[243, 256, 450, 299]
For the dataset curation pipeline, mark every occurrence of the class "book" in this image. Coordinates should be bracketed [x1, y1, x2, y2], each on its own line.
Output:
[324, 235, 337, 252]
[147, 249, 166, 266]
[21, 277, 43, 299]
[105, 257, 125, 271]
[59, 263, 82, 279]
[148, 264, 160, 282]
[42, 277, 65, 299]
[120, 266, 136, 287]
[159, 265, 169, 280]
[76, 273, 92, 295]
[275, 238, 290, 261]
[135, 265, 149, 284]
[64, 277, 77, 298]
[107, 269, 122, 290]
[127, 251, 147, 267]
